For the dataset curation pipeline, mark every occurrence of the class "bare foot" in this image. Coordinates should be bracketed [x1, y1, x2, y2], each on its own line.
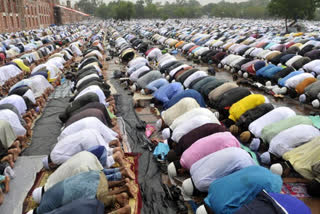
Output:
[3, 176, 10, 193]
[109, 139, 120, 147]
[0, 189, 3, 206]
[122, 168, 135, 180]
[109, 205, 131, 214]
[1, 154, 14, 168]
[124, 183, 136, 198]
[8, 147, 21, 161]
[12, 140, 21, 148]
[115, 192, 129, 207]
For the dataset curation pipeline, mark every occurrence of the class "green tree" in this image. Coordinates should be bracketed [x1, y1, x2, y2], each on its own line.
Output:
[76, 0, 98, 15]
[135, 0, 145, 18]
[268, 0, 318, 32]
[114, 1, 135, 20]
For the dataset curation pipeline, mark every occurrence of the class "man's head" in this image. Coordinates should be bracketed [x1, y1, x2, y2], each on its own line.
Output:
[182, 178, 194, 196]
[32, 187, 43, 204]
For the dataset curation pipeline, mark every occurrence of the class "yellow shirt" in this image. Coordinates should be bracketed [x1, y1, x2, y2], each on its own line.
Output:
[12, 59, 30, 73]
[229, 94, 265, 122]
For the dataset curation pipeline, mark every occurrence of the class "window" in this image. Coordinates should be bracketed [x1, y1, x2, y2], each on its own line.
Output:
[4, 16, 7, 29]
[10, 16, 13, 27]
[0, 0, 5, 12]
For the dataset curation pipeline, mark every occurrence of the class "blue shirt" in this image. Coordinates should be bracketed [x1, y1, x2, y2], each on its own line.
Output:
[164, 89, 206, 109]
[146, 78, 169, 92]
[205, 166, 282, 214]
[278, 70, 303, 87]
[153, 82, 184, 104]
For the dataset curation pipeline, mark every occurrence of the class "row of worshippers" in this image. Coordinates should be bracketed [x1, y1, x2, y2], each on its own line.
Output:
[117, 35, 315, 213]
[0, 25, 89, 206]
[0, 26, 86, 64]
[0, 25, 88, 95]
[27, 31, 133, 214]
[142, 32, 320, 196]
[145, 23, 320, 109]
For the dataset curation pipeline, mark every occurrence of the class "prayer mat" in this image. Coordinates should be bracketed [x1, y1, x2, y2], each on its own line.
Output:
[22, 153, 142, 214]
[22, 169, 54, 213]
[281, 182, 310, 198]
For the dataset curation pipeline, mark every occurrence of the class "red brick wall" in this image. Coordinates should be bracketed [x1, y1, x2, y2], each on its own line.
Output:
[0, 0, 87, 33]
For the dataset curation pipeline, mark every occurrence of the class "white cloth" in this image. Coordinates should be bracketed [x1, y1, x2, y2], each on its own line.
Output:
[45, 151, 103, 191]
[147, 48, 162, 61]
[286, 55, 303, 67]
[75, 85, 108, 106]
[285, 73, 314, 88]
[303, 60, 320, 73]
[183, 71, 208, 88]
[172, 115, 213, 143]
[128, 57, 148, 68]
[170, 108, 220, 131]
[51, 129, 114, 167]
[23, 89, 36, 104]
[127, 62, 148, 75]
[85, 50, 103, 60]
[162, 97, 200, 126]
[129, 66, 150, 82]
[269, 124, 320, 157]
[0, 65, 23, 86]
[0, 95, 27, 115]
[169, 64, 190, 77]
[75, 73, 100, 88]
[190, 147, 256, 192]
[59, 117, 117, 142]
[249, 107, 296, 138]
[0, 109, 26, 136]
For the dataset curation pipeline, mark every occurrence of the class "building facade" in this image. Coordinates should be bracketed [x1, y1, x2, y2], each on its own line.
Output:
[0, 0, 88, 33]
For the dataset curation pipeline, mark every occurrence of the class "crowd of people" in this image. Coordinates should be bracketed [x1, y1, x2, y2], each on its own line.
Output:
[1, 17, 320, 214]
[107, 18, 320, 214]
[0, 24, 90, 205]
[0, 23, 137, 214]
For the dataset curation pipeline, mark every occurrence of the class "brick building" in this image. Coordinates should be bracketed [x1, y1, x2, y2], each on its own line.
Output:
[0, 0, 89, 33]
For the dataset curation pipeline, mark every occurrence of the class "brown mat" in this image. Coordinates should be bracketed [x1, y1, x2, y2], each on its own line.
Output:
[22, 153, 142, 214]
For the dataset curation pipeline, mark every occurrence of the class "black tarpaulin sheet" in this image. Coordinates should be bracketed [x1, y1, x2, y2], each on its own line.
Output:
[22, 98, 69, 156]
[111, 78, 177, 214]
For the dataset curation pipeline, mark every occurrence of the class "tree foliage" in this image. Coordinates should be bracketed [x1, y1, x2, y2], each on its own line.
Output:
[268, 0, 319, 32]
[76, 0, 319, 21]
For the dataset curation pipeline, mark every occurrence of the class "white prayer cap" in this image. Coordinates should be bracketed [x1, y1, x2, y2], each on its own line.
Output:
[4, 166, 15, 179]
[249, 138, 261, 151]
[279, 87, 287, 95]
[42, 156, 49, 169]
[260, 152, 271, 164]
[299, 94, 307, 103]
[130, 84, 137, 92]
[162, 128, 171, 140]
[213, 111, 219, 120]
[182, 178, 194, 196]
[312, 99, 320, 108]
[156, 119, 162, 130]
[264, 96, 270, 103]
[270, 163, 283, 176]
[32, 187, 43, 204]
[167, 162, 177, 177]
[196, 205, 208, 214]
[265, 81, 272, 87]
